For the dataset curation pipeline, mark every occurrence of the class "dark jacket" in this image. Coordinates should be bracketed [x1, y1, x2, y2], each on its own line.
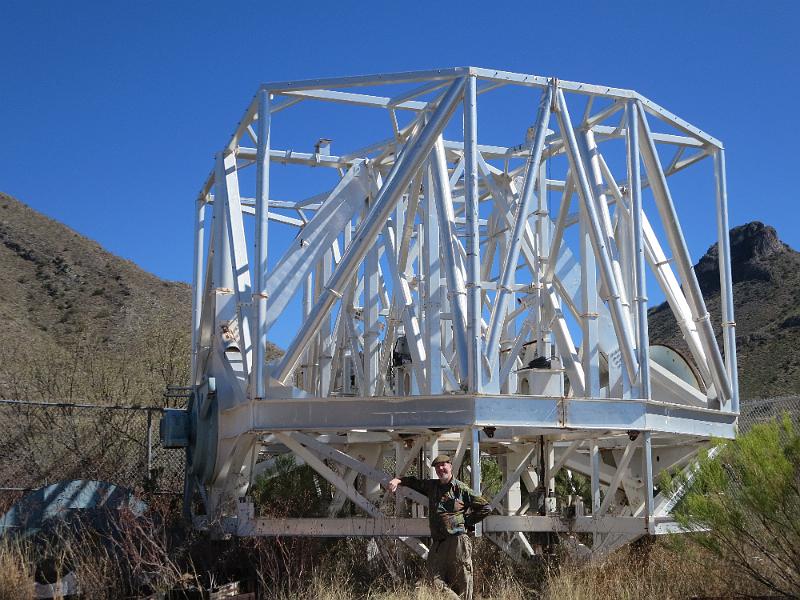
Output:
[400, 476, 491, 540]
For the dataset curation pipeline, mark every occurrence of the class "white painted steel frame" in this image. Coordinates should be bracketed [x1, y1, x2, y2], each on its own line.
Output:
[183, 67, 738, 560]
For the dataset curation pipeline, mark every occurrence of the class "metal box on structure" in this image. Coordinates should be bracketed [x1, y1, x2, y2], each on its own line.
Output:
[162, 67, 739, 559]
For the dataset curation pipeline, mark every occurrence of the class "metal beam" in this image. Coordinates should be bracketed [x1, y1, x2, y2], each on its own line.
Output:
[485, 84, 552, 366]
[713, 149, 739, 413]
[274, 432, 428, 557]
[554, 88, 639, 386]
[276, 78, 466, 384]
[598, 438, 637, 515]
[636, 101, 732, 404]
[252, 89, 271, 398]
[464, 75, 482, 392]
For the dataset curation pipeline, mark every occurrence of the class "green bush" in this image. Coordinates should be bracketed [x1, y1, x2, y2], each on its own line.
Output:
[250, 454, 330, 518]
[667, 415, 800, 597]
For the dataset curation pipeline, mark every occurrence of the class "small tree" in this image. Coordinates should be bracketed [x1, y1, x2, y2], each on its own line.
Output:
[667, 415, 800, 597]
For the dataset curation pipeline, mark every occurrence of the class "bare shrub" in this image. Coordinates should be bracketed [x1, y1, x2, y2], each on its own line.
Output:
[4, 506, 202, 599]
[104, 507, 190, 594]
[59, 526, 125, 599]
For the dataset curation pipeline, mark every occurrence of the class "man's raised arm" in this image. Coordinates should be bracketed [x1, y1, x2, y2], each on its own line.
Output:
[387, 476, 427, 495]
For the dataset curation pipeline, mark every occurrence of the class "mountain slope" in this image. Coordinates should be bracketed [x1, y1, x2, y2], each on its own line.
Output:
[648, 222, 800, 400]
[0, 193, 279, 403]
[0, 193, 190, 348]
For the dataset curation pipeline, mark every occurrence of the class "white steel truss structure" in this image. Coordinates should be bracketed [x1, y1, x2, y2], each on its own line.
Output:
[164, 67, 739, 559]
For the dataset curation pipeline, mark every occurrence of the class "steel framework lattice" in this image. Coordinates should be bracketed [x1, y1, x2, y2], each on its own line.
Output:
[163, 67, 740, 559]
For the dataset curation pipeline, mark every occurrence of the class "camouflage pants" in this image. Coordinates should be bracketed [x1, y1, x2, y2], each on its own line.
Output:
[426, 534, 473, 600]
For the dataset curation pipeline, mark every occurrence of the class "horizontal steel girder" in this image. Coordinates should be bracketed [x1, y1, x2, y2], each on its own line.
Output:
[215, 395, 737, 438]
[228, 515, 679, 537]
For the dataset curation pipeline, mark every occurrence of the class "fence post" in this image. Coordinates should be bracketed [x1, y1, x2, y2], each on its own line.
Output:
[146, 410, 153, 480]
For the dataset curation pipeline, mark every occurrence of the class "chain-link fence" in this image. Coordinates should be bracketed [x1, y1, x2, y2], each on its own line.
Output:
[0, 399, 186, 513]
[739, 396, 800, 432]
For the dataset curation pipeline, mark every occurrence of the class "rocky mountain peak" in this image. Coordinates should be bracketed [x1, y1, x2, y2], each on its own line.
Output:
[695, 222, 790, 293]
[727, 221, 786, 262]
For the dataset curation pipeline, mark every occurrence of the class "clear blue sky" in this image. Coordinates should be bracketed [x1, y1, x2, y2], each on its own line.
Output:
[2, 1, 798, 346]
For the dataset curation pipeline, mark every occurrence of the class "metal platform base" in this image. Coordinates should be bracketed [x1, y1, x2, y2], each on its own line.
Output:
[238, 395, 737, 437]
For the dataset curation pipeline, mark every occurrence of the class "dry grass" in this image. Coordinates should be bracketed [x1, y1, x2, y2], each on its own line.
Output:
[271, 537, 771, 600]
[540, 540, 770, 600]
[543, 546, 693, 600]
[0, 527, 775, 599]
[276, 578, 523, 600]
[0, 537, 34, 600]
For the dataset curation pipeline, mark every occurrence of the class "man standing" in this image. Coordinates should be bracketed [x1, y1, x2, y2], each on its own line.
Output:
[388, 454, 490, 600]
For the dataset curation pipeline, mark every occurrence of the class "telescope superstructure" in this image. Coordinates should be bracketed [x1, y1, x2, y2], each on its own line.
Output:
[162, 67, 738, 558]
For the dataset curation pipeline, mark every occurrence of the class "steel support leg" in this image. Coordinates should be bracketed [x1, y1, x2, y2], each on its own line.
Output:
[464, 75, 482, 392]
[641, 431, 655, 533]
[191, 198, 206, 384]
[626, 102, 651, 400]
[253, 89, 271, 399]
[713, 149, 739, 413]
[471, 427, 482, 536]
